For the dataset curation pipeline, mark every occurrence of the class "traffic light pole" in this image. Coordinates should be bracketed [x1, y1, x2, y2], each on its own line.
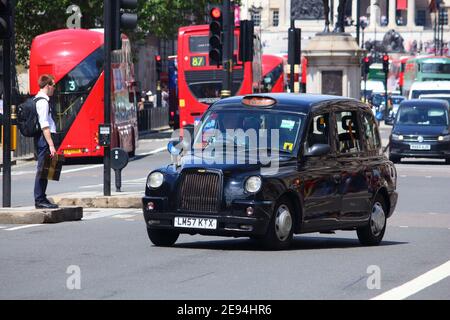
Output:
[289, 19, 295, 93]
[221, 0, 233, 98]
[103, 0, 112, 196]
[2, 0, 15, 207]
[2, 30, 11, 207]
[384, 70, 388, 119]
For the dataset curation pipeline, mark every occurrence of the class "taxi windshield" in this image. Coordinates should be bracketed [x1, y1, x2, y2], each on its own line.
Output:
[194, 109, 305, 154]
[397, 105, 449, 126]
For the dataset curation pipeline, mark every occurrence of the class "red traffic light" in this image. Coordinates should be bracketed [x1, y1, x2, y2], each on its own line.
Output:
[155, 55, 161, 62]
[383, 55, 389, 62]
[210, 7, 221, 19]
[364, 57, 370, 63]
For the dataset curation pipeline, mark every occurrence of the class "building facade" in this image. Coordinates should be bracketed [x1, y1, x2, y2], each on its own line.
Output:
[240, 0, 449, 55]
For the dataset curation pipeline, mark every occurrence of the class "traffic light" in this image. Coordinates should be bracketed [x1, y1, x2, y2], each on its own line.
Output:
[209, 6, 223, 66]
[0, 0, 12, 39]
[382, 54, 389, 74]
[363, 55, 372, 76]
[155, 55, 162, 74]
[111, 0, 138, 50]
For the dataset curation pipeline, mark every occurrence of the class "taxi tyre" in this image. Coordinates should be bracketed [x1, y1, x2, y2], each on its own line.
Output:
[147, 228, 180, 247]
[261, 196, 295, 250]
[357, 194, 387, 246]
[446, 158, 450, 165]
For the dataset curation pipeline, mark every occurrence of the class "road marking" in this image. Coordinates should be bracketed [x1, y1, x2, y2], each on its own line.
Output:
[371, 260, 450, 300]
[138, 146, 166, 156]
[425, 176, 432, 178]
[400, 175, 407, 178]
[0, 225, 8, 229]
[79, 177, 146, 189]
[61, 164, 103, 174]
[82, 212, 122, 220]
[399, 226, 409, 228]
[111, 214, 136, 219]
[5, 224, 42, 231]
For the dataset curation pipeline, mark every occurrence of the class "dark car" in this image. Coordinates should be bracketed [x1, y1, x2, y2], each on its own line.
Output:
[143, 94, 398, 250]
[389, 99, 450, 164]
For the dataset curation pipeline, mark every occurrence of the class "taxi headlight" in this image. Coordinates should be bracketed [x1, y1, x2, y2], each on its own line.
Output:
[392, 134, 404, 141]
[245, 176, 262, 193]
[438, 135, 450, 142]
[147, 172, 164, 189]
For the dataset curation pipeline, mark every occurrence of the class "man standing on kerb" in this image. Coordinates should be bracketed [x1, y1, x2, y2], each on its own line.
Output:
[34, 74, 59, 209]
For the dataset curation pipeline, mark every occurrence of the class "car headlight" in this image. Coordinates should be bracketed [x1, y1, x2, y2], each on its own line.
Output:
[392, 134, 404, 141]
[147, 172, 164, 189]
[245, 176, 262, 193]
[438, 135, 450, 142]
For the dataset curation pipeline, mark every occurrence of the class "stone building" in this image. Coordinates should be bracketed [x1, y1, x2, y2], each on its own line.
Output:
[240, 0, 450, 54]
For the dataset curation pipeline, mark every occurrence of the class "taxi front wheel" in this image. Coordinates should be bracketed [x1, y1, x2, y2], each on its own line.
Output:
[147, 228, 179, 247]
[261, 197, 295, 250]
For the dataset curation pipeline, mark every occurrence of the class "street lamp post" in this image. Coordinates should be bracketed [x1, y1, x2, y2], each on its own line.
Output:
[360, 16, 368, 49]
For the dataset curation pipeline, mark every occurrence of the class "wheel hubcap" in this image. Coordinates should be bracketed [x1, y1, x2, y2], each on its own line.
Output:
[275, 204, 292, 241]
[371, 202, 386, 236]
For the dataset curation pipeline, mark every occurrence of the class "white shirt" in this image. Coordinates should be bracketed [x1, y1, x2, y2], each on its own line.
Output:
[35, 91, 56, 133]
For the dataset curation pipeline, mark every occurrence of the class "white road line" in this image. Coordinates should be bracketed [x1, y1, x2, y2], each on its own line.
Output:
[61, 164, 103, 174]
[399, 226, 409, 228]
[5, 224, 42, 231]
[138, 146, 167, 156]
[111, 214, 136, 219]
[82, 212, 121, 220]
[371, 260, 450, 300]
[0, 225, 8, 229]
[79, 178, 146, 189]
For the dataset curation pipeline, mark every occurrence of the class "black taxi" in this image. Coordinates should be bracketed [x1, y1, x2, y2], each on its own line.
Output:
[142, 94, 398, 249]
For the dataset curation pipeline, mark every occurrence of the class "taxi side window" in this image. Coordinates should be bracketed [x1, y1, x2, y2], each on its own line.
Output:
[335, 110, 362, 154]
[362, 112, 381, 150]
[306, 114, 330, 148]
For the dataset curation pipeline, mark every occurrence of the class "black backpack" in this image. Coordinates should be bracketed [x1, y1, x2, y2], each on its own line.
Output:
[17, 97, 46, 137]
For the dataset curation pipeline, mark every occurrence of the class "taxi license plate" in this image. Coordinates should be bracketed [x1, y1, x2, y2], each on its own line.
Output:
[174, 217, 217, 229]
[410, 144, 431, 150]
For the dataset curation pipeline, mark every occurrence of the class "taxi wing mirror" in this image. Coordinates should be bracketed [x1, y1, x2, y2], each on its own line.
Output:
[167, 138, 191, 156]
[304, 144, 331, 157]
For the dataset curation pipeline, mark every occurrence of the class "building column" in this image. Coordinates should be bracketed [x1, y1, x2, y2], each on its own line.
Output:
[407, 0, 416, 28]
[369, 0, 380, 27]
[388, 0, 397, 28]
[352, 0, 358, 25]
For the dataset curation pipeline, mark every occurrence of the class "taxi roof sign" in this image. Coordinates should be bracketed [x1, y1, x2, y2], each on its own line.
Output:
[241, 96, 277, 108]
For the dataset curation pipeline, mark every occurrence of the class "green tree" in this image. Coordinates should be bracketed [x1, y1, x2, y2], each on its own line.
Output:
[15, 0, 239, 66]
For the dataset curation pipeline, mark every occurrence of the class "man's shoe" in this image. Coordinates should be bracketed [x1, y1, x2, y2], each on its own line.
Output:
[35, 202, 59, 209]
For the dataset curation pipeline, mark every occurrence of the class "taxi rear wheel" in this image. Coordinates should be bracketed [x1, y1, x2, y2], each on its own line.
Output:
[357, 194, 387, 246]
[261, 197, 295, 250]
[147, 228, 179, 247]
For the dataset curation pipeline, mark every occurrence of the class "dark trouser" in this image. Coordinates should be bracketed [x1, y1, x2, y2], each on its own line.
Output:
[34, 134, 49, 203]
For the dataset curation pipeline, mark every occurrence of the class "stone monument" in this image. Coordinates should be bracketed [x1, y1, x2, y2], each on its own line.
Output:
[299, 0, 365, 99]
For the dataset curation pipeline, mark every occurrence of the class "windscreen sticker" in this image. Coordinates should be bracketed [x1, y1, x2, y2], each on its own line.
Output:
[283, 142, 294, 151]
[280, 119, 296, 130]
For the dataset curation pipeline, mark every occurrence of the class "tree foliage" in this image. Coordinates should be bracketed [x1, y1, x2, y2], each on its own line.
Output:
[14, 0, 237, 67]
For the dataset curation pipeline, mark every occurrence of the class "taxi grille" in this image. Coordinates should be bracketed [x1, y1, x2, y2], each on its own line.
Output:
[177, 170, 222, 213]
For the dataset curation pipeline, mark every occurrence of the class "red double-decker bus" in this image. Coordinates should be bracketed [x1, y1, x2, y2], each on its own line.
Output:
[29, 28, 138, 158]
[177, 24, 262, 129]
[261, 54, 285, 93]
